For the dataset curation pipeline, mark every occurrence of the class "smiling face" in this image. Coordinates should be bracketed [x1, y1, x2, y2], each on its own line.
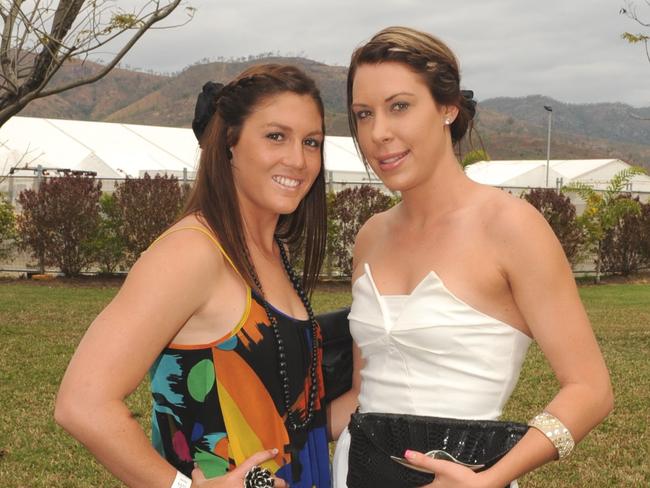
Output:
[351, 62, 458, 192]
[230, 91, 324, 217]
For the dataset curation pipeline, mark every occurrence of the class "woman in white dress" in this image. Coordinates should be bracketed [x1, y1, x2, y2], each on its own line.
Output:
[330, 26, 613, 488]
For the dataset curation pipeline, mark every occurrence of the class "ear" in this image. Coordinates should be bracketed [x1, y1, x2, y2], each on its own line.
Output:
[226, 128, 235, 160]
[443, 105, 460, 125]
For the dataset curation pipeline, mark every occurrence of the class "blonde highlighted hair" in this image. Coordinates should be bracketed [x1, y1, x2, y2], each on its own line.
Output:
[347, 26, 476, 156]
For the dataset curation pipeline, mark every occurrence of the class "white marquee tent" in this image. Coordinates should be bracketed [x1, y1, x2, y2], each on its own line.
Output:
[2, 116, 648, 201]
[466, 159, 650, 193]
[0, 117, 377, 197]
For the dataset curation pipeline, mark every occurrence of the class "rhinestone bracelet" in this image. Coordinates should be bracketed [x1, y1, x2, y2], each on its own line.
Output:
[528, 411, 575, 459]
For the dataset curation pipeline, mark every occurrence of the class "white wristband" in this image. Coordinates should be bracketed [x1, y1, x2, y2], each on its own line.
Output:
[171, 470, 192, 488]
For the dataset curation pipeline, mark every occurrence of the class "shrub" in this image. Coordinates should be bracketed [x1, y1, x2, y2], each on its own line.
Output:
[601, 197, 648, 275]
[523, 188, 584, 265]
[565, 167, 646, 282]
[641, 202, 650, 265]
[328, 185, 395, 277]
[114, 173, 184, 265]
[88, 193, 126, 274]
[0, 195, 17, 260]
[17, 176, 102, 276]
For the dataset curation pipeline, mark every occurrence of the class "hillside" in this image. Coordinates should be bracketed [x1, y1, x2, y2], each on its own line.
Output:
[481, 95, 650, 147]
[470, 107, 650, 172]
[16, 57, 650, 172]
[103, 57, 349, 135]
[21, 59, 169, 121]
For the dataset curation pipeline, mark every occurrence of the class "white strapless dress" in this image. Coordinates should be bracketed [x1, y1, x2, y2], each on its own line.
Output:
[332, 263, 532, 488]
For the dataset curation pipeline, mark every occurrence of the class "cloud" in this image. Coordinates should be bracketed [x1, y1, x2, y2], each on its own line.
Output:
[113, 0, 650, 106]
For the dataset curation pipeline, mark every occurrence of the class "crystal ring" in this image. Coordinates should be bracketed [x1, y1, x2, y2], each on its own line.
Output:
[244, 465, 275, 488]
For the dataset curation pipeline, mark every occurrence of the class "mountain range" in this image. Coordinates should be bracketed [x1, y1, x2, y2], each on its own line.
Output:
[19, 56, 650, 172]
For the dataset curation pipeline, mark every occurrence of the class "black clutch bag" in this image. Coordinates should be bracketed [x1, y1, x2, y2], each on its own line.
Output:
[315, 307, 353, 403]
[347, 411, 528, 488]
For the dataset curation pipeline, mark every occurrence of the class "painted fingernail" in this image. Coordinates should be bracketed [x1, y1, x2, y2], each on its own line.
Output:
[404, 450, 416, 459]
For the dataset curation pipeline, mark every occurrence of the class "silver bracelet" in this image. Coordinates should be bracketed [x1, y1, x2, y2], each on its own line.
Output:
[528, 411, 575, 459]
[171, 470, 192, 488]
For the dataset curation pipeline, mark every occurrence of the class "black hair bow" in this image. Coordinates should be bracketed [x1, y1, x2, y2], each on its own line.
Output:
[192, 81, 224, 143]
[461, 89, 477, 118]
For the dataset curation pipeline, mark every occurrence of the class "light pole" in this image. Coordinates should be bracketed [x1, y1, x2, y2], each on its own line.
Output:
[544, 105, 553, 188]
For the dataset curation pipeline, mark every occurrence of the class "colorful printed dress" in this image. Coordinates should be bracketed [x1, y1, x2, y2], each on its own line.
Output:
[148, 227, 331, 487]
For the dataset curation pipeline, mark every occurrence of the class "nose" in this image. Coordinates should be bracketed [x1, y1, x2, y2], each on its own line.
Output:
[370, 112, 393, 144]
[284, 140, 307, 170]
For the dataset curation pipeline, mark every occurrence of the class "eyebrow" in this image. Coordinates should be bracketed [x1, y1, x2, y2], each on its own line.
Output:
[263, 122, 323, 137]
[352, 92, 416, 108]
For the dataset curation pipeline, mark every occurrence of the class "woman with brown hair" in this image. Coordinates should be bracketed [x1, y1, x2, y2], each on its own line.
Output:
[330, 27, 613, 488]
[56, 64, 331, 488]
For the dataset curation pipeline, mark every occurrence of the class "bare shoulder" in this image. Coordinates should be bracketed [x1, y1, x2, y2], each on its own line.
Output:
[478, 186, 554, 244]
[473, 186, 568, 276]
[123, 214, 227, 304]
[144, 214, 225, 262]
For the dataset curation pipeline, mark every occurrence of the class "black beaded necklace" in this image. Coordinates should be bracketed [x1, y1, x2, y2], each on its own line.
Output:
[246, 236, 319, 432]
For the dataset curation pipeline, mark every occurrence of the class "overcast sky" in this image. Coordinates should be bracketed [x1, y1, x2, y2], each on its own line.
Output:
[114, 0, 649, 107]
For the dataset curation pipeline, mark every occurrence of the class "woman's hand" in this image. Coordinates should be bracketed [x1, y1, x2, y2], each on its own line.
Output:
[403, 451, 495, 488]
[191, 448, 288, 488]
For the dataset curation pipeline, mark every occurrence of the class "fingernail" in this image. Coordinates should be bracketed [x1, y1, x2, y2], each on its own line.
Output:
[404, 450, 416, 459]
[194, 462, 198, 468]
[271, 448, 279, 455]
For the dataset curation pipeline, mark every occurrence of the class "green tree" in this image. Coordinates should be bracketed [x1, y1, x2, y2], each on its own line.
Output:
[564, 167, 647, 283]
[461, 148, 489, 169]
[88, 193, 125, 275]
[0, 194, 16, 260]
[0, 0, 191, 127]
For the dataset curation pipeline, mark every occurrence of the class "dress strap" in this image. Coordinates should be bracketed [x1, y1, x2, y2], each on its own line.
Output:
[149, 226, 243, 279]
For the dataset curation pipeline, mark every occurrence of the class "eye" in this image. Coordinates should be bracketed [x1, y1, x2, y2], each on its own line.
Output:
[266, 132, 284, 141]
[304, 138, 322, 149]
[355, 110, 372, 121]
[391, 101, 409, 112]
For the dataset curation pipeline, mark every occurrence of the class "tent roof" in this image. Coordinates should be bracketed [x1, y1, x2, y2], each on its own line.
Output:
[323, 136, 361, 171]
[465, 160, 547, 186]
[548, 159, 625, 179]
[3, 118, 645, 189]
[465, 159, 647, 187]
[1, 116, 373, 179]
[0, 117, 198, 178]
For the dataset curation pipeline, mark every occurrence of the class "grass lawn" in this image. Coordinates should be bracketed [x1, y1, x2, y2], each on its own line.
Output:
[0, 279, 648, 487]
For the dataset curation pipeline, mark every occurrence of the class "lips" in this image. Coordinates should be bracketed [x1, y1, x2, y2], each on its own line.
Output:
[272, 175, 301, 189]
[376, 150, 409, 170]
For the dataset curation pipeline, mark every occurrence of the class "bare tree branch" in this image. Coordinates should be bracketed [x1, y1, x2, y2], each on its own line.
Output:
[0, 1, 24, 88]
[621, 1, 650, 63]
[41, 2, 188, 96]
[0, 0, 190, 127]
[0, 140, 44, 185]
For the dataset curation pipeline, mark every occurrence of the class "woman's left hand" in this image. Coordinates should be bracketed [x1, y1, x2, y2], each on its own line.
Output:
[403, 450, 493, 488]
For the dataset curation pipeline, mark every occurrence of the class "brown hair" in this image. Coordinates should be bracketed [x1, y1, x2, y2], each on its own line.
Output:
[347, 26, 476, 161]
[183, 64, 327, 295]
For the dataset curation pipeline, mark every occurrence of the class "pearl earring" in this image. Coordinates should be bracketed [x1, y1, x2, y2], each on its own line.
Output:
[444, 118, 451, 125]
